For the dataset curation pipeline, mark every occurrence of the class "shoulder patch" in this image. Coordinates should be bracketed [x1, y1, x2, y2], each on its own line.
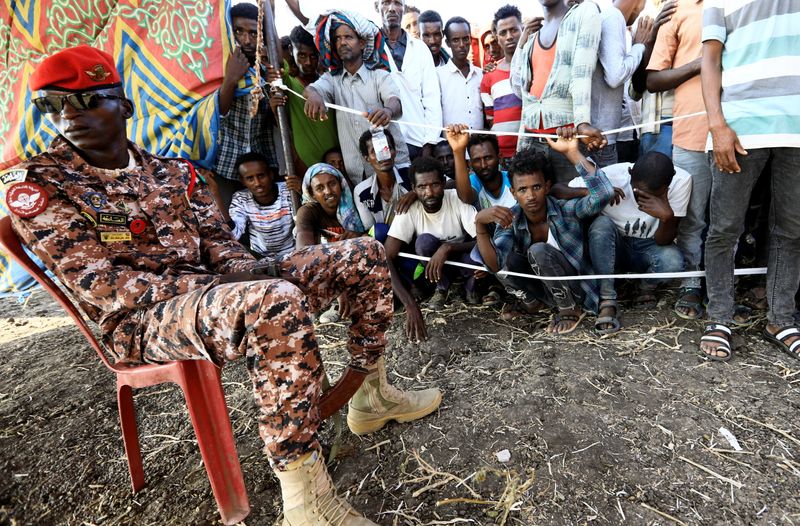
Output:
[0, 169, 28, 190]
[6, 182, 49, 218]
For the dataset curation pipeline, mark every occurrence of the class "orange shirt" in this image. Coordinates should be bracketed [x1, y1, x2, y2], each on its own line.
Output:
[530, 36, 557, 99]
[647, 0, 707, 151]
[528, 36, 565, 134]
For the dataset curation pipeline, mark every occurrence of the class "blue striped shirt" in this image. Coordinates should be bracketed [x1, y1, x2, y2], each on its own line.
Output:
[702, 0, 800, 149]
[492, 162, 614, 313]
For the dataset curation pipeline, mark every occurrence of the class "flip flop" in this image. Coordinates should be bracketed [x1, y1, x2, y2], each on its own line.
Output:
[548, 310, 586, 335]
[763, 326, 800, 360]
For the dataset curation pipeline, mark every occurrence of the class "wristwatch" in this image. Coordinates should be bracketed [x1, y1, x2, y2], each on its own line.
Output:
[250, 256, 282, 278]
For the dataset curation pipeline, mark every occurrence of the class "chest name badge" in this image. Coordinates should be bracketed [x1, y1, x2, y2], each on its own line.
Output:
[6, 182, 48, 218]
[100, 231, 132, 243]
[97, 212, 127, 226]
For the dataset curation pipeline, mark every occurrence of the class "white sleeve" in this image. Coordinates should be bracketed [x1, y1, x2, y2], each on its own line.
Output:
[459, 200, 478, 238]
[387, 208, 416, 244]
[228, 192, 249, 240]
[354, 188, 376, 230]
[668, 171, 693, 218]
[418, 45, 443, 144]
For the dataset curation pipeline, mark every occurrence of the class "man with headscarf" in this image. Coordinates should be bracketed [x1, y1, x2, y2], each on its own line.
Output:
[304, 10, 410, 184]
[8, 45, 441, 525]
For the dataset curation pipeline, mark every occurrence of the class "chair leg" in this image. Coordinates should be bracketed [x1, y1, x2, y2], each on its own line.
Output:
[178, 362, 250, 525]
[117, 383, 145, 493]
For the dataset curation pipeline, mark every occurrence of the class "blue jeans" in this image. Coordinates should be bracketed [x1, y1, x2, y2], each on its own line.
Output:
[497, 243, 585, 310]
[639, 124, 673, 159]
[588, 143, 618, 169]
[673, 146, 713, 289]
[415, 233, 477, 292]
[705, 148, 800, 327]
[589, 216, 685, 301]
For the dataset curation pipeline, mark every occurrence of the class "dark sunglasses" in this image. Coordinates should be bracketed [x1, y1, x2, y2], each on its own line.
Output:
[32, 92, 125, 114]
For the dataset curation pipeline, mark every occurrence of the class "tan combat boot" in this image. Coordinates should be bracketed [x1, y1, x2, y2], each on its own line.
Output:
[347, 357, 443, 435]
[274, 450, 376, 526]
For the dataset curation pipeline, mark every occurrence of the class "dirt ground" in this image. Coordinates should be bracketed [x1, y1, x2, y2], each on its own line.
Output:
[1, 286, 799, 526]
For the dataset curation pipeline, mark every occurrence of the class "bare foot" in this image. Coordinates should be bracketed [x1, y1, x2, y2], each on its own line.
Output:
[547, 308, 584, 335]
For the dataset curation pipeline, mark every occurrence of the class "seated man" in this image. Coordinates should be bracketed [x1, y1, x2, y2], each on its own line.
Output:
[354, 129, 413, 233]
[476, 135, 614, 334]
[433, 140, 456, 181]
[385, 157, 481, 320]
[296, 163, 364, 246]
[556, 151, 690, 333]
[446, 127, 516, 210]
[228, 152, 299, 259]
[9, 46, 440, 524]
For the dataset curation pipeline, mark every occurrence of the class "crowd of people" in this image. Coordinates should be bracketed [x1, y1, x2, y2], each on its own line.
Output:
[4, 0, 798, 524]
[220, 0, 800, 359]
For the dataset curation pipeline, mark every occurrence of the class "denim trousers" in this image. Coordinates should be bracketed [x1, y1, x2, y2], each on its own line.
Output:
[589, 216, 684, 300]
[639, 124, 673, 159]
[705, 148, 800, 327]
[497, 243, 584, 310]
[415, 233, 478, 293]
[587, 143, 618, 169]
[673, 146, 713, 289]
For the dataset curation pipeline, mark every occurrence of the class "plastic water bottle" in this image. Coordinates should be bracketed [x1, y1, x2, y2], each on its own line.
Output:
[371, 127, 392, 162]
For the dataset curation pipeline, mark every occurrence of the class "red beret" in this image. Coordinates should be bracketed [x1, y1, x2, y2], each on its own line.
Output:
[30, 45, 121, 92]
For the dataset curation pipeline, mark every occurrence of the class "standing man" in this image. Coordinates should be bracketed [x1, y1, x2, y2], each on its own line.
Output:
[11, 45, 440, 524]
[481, 5, 524, 164]
[402, 5, 421, 39]
[699, 0, 800, 362]
[589, 0, 653, 167]
[268, 25, 339, 176]
[215, 3, 279, 209]
[418, 10, 450, 67]
[377, 0, 442, 160]
[647, 0, 710, 320]
[304, 10, 410, 183]
[510, 0, 605, 183]
[437, 17, 484, 130]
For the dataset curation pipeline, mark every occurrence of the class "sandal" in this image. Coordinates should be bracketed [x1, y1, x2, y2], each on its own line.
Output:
[548, 310, 586, 335]
[595, 299, 621, 335]
[500, 299, 545, 321]
[763, 326, 800, 360]
[482, 289, 502, 306]
[698, 323, 733, 362]
[633, 289, 658, 309]
[674, 287, 705, 320]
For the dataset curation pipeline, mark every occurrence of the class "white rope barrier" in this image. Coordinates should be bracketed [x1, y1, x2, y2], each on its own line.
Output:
[271, 80, 762, 283]
[396, 251, 767, 282]
[273, 81, 706, 140]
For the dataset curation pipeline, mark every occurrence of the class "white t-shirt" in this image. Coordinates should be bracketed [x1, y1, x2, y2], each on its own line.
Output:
[388, 189, 478, 244]
[568, 163, 692, 239]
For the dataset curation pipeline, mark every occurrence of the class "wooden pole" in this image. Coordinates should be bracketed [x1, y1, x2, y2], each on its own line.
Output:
[261, 0, 302, 214]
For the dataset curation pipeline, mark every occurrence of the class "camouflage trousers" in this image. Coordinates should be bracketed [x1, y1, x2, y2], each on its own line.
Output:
[129, 238, 392, 467]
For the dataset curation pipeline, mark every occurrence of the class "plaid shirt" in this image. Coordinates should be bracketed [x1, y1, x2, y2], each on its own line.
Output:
[493, 162, 613, 312]
[214, 94, 278, 181]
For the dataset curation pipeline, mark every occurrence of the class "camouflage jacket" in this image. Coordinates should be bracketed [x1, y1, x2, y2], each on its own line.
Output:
[8, 137, 256, 356]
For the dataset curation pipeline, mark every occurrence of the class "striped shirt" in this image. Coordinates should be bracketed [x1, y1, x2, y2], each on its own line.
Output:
[480, 66, 522, 158]
[702, 0, 800, 149]
[229, 183, 295, 259]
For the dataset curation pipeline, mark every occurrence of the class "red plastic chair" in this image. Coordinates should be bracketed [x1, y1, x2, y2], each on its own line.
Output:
[0, 216, 249, 525]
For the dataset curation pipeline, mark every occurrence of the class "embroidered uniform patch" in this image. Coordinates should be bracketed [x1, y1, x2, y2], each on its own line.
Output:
[97, 212, 127, 226]
[5, 182, 48, 218]
[0, 169, 28, 189]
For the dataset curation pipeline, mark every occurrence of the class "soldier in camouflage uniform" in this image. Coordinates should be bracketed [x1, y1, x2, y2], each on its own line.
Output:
[6, 45, 441, 526]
